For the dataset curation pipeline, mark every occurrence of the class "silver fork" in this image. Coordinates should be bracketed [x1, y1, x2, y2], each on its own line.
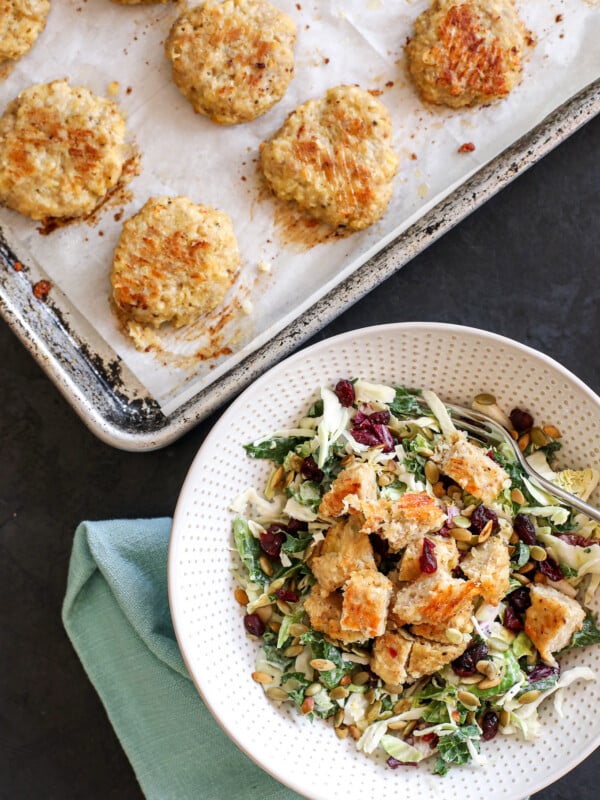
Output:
[426, 401, 600, 523]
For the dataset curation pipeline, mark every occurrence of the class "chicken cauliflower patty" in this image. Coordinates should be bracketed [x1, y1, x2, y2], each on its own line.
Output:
[165, 0, 296, 125]
[0, 80, 128, 220]
[406, 0, 529, 108]
[260, 85, 399, 230]
[110, 196, 240, 331]
[0, 0, 50, 65]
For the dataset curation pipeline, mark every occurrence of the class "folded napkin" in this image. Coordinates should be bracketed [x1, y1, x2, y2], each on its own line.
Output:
[62, 519, 303, 800]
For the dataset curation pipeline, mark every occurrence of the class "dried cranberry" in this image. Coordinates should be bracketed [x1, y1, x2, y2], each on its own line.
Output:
[243, 613, 265, 637]
[387, 757, 417, 769]
[510, 408, 534, 432]
[514, 513, 537, 546]
[527, 664, 559, 683]
[452, 640, 489, 677]
[507, 586, 531, 613]
[335, 379, 355, 408]
[421, 732, 439, 747]
[480, 710, 499, 741]
[275, 588, 299, 603]
[301, 455, 324, 483]
[419, 538, 438, 574]
[260, 527, 286, 558]
[286, 518, 307, 533]
[470, 505, 499, 535]
[503, 605, 523, 632]
[351, 410, 394, 452]
[537, 555, 563, 582]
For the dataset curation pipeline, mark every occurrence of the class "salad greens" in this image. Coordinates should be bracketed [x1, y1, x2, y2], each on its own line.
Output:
[232, 380, 599, 775]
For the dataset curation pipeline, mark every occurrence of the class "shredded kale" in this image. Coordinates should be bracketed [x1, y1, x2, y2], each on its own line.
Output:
[565, 611, 600, 650]
[299, 630, 353, 689]
[281, 532, 313, 554]
[435, 725, 481, 771]
[233, 517, 268, 586]
[389, 386, 422, 418]
[244, 437, 305, 464]
[262, 631, 294, 671]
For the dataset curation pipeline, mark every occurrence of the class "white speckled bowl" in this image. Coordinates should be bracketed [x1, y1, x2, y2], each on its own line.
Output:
[169, 322, 600, 800]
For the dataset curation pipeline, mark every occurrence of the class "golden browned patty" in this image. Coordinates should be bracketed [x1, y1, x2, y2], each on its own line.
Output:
[406, 0, 529, 108]
[0, 79, 128, 220]
[165, 0, 296, 125]
[0, 0, 50, 63]
[110, 196, 240, 331]
[259, 85, 399, 231]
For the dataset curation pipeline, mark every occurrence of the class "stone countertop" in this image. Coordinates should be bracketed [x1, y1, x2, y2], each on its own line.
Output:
[1, 115, 598, 799]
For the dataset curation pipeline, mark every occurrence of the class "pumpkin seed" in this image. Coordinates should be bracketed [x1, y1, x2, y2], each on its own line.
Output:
[509, 531, 520, 545]
[340, 454, 355, 467]
[268, 577, 286, 593]
[255, 604, 273, 623]
[450, 527, 475, 543]
[266, 687, 289, 701]
[477, 519, 494, 543]
[378, 472, 394, 487]
[499, 709, 511, 727]
[477, 674, 502, 690]
[513, 573, 531, 585]
[518, 560, 536, 574]
[453, 514, 472, 529]
[334, 725, 349, 739]
[310, 658, 336, 672]
[474, 393, 496, 406]
[379, 710, 393, 720]
[366, 700, 382, 722]
[364, 688, 376, 704]
[383, 683, 403, 695]
[462, 504, 476, 518]
[530, 427, 548, 447]
[289, 623, 309, 637]
[466, 711, 476, 725]
[259, 555, 274, 577]
[269, 621, 281, 633]
[386, 720, 406, 731]
[264, 465, 284, 500]
[393, 698, 412, 715]
[542, 425, 561, 439]
[511, 488, 526, 506]
[403, 720, 417, 736]
[518, 690, 542, 704]
[530, 545, 548, 562]
[334, 709, 345, 727]
[422, 427, 434, 441]
[476, 660, 498, 679]
[234, 587, 249, 606]
[330, 686, 349, 700]
[518, 433, 530, 452]
[301, 697, 315, 714]
[456, 541, 472, 552]
[459, 673, 484, 685]
[348, 725, 361, 740]
[416, 446, 434, 458]
[252, 671, 274, 684]
[304, 683, 323, 697]
[457, 690, 481, 708]
[276, 599, 292, 615]
[283, 644, 304, 658]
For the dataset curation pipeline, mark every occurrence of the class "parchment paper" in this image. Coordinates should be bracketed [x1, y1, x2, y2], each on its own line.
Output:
[1, 0, 598, 414]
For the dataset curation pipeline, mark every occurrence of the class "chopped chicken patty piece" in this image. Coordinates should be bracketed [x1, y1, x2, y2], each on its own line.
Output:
[318, 463, 378, 518]
[524, 584, 585, 665]
[408, 637, 467, 680]
[398, 534, 459, 582]
[310, 516, 376, 592]
[460, 534, 510, 605]
[370, 628, 414, 685]
[432, 431, 509, 503]
[341, 569, 393, 639]
[361, 492, 447, 552]
[303, 584, 366, 644]
[391, 570, 477, 628]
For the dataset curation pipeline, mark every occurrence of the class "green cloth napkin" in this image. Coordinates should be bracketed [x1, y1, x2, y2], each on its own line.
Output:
[62, 519, 304, 800]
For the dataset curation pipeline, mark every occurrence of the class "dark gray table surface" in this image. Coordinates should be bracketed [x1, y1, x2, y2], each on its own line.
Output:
[1, 115, 599, 800]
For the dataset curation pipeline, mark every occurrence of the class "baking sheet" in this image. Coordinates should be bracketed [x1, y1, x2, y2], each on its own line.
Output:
[0, 0, 599, 416]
